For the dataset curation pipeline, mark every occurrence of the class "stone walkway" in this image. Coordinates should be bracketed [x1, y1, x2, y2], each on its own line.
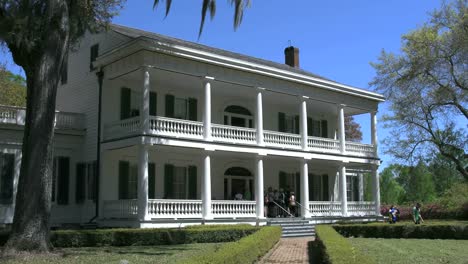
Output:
[260, 237, 314, 264]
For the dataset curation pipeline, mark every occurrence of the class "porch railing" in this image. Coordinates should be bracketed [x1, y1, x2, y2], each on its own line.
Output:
[211, 200, 256, 218]
[212, 124, 256, 145]
[150, 116, 203, 139]
[309, 201, 342, 217]
[147, 199, 202, 218]
[308, 136, 340, 152]
[264, 130, 301, 149]
[0, 105, 85, 130]
[102, 199, 138, 219]
[347, 201, 376, 216]
[103, 117, 140, 140]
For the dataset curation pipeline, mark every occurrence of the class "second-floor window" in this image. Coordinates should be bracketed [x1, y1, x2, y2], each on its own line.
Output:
[278, 113, 299, 134]
[308, 118, 328, 138]
[120, 87, 157, 120]
[90, 44, 99, 71]
[165, 94, 197, 121]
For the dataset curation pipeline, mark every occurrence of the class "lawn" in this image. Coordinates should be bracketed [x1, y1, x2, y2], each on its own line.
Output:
[349, 238, 468, 264]
[0, 243, 226, 264]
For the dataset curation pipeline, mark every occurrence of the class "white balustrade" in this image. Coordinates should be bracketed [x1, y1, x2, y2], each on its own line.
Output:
[308, 136, 340, 153]
[147, 199, 202, 218]
[103, 117, 140, 140]
[345, 142, 375, 157]
[264, 130, 301, 149]
[55, 112, 86, 130]
[102, 200, 138, 219]
[347, 201, 376, 216]
[309, 201, 342, 217]
[212, 124, 256, 144]
[211, 200, 256, 218]
[0, 105, 19, 124]
[149, 116, 203, 139]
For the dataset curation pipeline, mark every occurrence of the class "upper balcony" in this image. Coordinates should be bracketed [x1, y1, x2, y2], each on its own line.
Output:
[0, 105, 86, 132]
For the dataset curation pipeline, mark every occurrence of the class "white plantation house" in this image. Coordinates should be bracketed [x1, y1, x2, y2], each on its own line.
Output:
[0, 24, 384, 228]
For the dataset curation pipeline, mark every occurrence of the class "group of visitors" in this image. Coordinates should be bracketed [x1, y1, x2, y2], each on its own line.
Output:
[264, 187, 297, 218]
[387, 202, 424, 224]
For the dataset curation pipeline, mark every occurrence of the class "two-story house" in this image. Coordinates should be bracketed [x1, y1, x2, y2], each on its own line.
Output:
[0, 24, 384, 228]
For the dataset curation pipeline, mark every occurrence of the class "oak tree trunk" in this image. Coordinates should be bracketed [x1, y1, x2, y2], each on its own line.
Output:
[4, 0, 70, 253]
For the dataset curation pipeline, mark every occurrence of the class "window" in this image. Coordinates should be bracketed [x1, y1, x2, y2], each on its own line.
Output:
[75, 161, 97, 204]
[61, 53, 68, 85]
[284, 115, 297, 134]
[346, 175, 360, 201]
[164, 164, 197, 199]
[52, 156, 70, 205]
[75, 163, 86, 204]
[278, 113, 299, 134]
[120, 88, 156, 120]
[87, 162, 97, 201]
[0, 153, 14, 204]
[173, 167, 187, 199]
[118, 161, 156, 200]
[174, 98, 188, 119]
[90, 44, 99, 71]
[165, 94, 197, 121]
[308, 118, 328, 138]
[278, 171, 300, 201]
[309, 174, 329, 201]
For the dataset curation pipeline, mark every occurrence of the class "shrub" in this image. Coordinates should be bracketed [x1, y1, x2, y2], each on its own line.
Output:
[333, 224, 468, 240]
[178, 226, 281, 264]
[314, 225, 374, 264]
[380, 203, 468, 221]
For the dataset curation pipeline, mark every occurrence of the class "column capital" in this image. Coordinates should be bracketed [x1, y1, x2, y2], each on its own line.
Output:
[141, 65, 150, 71]
[256, 86, 266, 91]
[202, 76, 215, 81]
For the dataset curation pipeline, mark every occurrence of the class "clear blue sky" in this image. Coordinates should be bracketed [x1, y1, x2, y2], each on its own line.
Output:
[1, 0, 443, 169]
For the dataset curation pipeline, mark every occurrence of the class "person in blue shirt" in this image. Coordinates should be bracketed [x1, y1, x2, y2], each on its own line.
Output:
[389, 205, 398, 224]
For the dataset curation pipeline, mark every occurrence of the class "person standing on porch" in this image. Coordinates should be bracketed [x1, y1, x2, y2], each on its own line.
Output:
[244, 189, 252, 200]
[278, 188, 286, 217]
[289, 191, 297, 217]
[267, 187, 275, 217]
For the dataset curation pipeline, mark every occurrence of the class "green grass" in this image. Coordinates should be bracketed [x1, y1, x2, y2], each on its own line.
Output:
[337, 220, 468, 226]
[349, 238, 468, 264]
[0, 243, 226, 264]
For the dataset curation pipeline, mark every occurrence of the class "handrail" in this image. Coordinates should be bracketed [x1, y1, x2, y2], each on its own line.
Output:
[295, 201, 316, 217]
[270, 200, 294, 217]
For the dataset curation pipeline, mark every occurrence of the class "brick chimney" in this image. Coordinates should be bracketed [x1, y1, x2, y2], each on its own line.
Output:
[284, 46, 300, 68]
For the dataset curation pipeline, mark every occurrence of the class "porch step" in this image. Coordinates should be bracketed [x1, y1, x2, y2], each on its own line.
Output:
[267, 218, 315, 238]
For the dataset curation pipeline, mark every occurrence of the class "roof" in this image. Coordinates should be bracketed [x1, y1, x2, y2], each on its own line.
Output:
[110, 24, 334, 82]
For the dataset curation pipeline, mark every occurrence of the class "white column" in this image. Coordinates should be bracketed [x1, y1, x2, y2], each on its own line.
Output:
[339, 164, 348, 217]
[202, 154, 213, 219]
[300, 97, 309, 150]
[141, 66, 150, 134]
[372, 165, 381, 215]
[358, 172, 364, 202]
[371, 111, 378, 157]
[255, 157, 265, 219]
[203, 77, 214, 141]
[300, 160, 311, 218]
[337, 104, 346, 154]
[137, 145, 149, 221]
[256, 88, 264, 146]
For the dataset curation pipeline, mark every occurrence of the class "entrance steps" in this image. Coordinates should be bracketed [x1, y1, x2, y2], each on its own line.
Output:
[267, 218, 315, 238]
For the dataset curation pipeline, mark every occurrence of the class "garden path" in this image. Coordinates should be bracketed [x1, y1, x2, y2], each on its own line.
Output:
[260, 237, 314, 264]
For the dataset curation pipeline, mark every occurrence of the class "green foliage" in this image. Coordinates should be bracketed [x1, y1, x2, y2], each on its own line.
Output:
[437, 182, 468, 210]
[405, 161, 436, 203]
[178, 226, 281, 264]
[0, 66, 26, 107]
[333, 223, 468, 240]
[314, 225, 375, 264]
[379, 165, 405, 204]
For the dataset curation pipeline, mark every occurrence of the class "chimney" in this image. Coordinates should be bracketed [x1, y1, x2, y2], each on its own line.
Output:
[284, 46, 300, 68]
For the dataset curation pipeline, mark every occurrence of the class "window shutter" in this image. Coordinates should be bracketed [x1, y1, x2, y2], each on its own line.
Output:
[294, 115, 300, 134]
[0, 154, 14, 204]
[295, 172, 301, 203]
[278, 171, 287, 190]
[90, 44, 99, 70]
[148, 163, 156, 199]
[322, 174, 329, 201]
[165, 94, 175, 118]
[164, 164, 174, 199]
[119, 161, 129, 199]
[321, 120, 328, 138]
[75, 163, 86, 204]
[308, 174, 314, 202]
[188, 98, 198, 121]
[120, 87, 131, 120]
[278, 112, 286, 132]
[188, 166, 197, 199]
[52, 158, 57, 202]
[353, 176, 359, 202]
[61, 51, 68, 85]
[57, 157, 70, 205]
[307, 117, 313, 136]
[149, 92, 157, 116]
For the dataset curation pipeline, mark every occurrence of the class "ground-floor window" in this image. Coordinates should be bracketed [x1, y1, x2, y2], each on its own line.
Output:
[118, 161, 156, 200]
[309, 174, 329, 201]
[164, 164, 197, 199]
[224, 167, 254, 200]
[76, 161, 97, 204]
[278, 171, 300, 201]
[346, 175, 360, 201]
[52, 156, 70, 205]
[0, 153, 14, 204]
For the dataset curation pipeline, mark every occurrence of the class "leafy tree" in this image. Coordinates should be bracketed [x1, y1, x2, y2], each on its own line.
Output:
[1, 0, 250, 254]
[400, 161, 436, 203]
[0, 64, 26, 107]
[371, 0, 467, 180]
[437, 182, 468, 210]
[345, 116, 363, 142]
[429, 154, 463, 196]
[379, 165, 405, 204]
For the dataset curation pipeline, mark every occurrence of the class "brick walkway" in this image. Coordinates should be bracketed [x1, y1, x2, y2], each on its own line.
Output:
[260, 237, 314, 264]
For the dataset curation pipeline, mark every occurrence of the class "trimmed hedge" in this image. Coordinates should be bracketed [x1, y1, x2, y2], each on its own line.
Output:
[314, 225, 375, 264]
[0, 225, 258, 248]
[380, 203, 468, 220]
[333, 224, 468, 240]
[178, 226, 282, 264]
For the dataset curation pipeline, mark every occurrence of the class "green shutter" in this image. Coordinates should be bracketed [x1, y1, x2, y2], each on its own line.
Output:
[321, 120, 328, 138]
[353, 176, 359, 202]
[188, 98, 197, 121]
[120, 87, 131, 120]
[323, 174, 329, 201]
[278, 112, 286, 132]
[295, 172, 301, 203]
[119, 161, 129, 199]
[148, 163, 156, 199]
[57, 157, 70, 205]
[279, 171, 287, 189]
[0, 154, 14, 204]
[52, 158, 57, 202]
[294, 115, 300, 134]
[165, 94, 175, 118]
[309, 173, 314, 201]
[150, 92, 157, 116]
[75, 163, 86, 204]
[164, 164, 174, 199]
[188, 166, 197, 199]
[307, 117, 313, 136]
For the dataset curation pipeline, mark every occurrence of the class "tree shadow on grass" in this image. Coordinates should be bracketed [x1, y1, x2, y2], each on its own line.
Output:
[59, 245, 198, 258]
[307, 240, 322, 264]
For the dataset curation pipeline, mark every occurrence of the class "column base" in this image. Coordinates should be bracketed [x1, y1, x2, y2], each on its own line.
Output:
[202, 215, 214, 220]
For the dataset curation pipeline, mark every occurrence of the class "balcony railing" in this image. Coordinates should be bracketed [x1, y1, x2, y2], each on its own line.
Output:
[212, 200, 256, 218]
[309, 201, 376, 217]
[347, 201, 376, 216]
[104, 116, 376, 158]
[0, 105, 85, 130]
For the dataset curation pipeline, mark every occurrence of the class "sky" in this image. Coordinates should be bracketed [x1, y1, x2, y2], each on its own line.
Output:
[0, 0, 443, 169]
